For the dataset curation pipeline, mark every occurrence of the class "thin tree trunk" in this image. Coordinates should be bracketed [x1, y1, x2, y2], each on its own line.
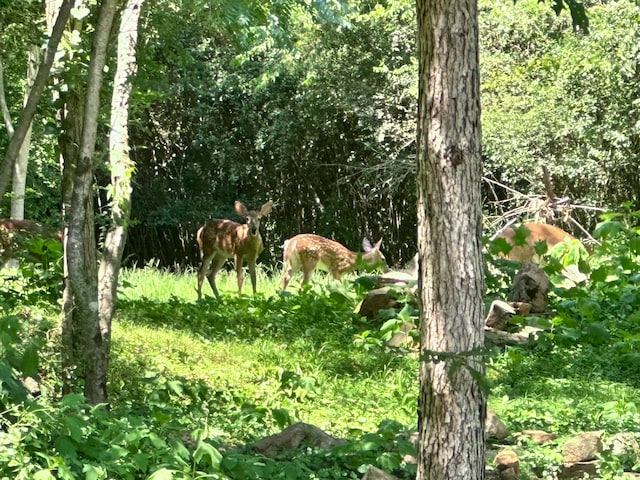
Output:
[98, 0, 144, 361]
[0, 0, 74, 204]
[415, 0, 486, 478]
[65, 0, 118, 405]
[0, 58, 13, 137]
[11, 46, 39, 220]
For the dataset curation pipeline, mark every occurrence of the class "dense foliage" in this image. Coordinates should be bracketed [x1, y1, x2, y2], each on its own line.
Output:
[1, 0, 639, 478]
[1, 0, 638, 268]
[2, 215, 640, 478]
[480, 0, 640, 223]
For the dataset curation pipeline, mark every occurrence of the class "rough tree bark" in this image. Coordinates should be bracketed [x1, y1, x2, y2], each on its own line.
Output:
[415, 0, 486, 478]
[43, 0, 88, 395]
[65, 0, 118, 405]
[97, 0, 144, 373]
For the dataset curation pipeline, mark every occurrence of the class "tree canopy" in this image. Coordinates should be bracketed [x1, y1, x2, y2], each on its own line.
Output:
[0, 0, 638, 265]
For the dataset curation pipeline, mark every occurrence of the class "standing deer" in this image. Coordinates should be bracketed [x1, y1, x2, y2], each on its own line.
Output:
[196, 200, 273, 299]
[280, 234, 386, 289]
[493, 222, 578, 262]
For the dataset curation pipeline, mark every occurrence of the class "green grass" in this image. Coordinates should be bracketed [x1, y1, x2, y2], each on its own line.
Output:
[113, 266, 418, 442]
[115, 265, 640, 441]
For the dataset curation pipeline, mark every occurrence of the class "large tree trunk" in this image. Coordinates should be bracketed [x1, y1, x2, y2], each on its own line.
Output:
[98, 0, 144, 363]
[65, 0, 118, 405]
[415, 0, 486, 479]
[0, 0, 74, 205]
[43, 0, 86, 395]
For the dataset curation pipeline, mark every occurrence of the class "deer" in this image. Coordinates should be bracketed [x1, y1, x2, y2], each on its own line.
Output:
[196, 200, 273, 299]
[492, 222, 581, 262]
[280, 233, 386, 289]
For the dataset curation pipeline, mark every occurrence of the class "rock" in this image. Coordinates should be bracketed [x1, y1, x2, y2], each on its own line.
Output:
[21, 376, 41, 397]
[361, 465, 400, 480]
[508, 262, 549, 313]
[495, 448, 519, 480]
[252, 422, 345, 457]
[562, 430, 603, 465]
[604, 432, 640, 457]
[358, 287, 398, 320]
[386, 322, 416, 348]
[484, 325, 543, 347]
[559, 460, 598, 478]
[486, 409, 509, 441]
[484, 300, 516, 330]
[517, 430, 558, 445]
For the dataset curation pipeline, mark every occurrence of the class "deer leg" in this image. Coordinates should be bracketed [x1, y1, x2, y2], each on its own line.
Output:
[197, 254, 214, 300]
[280, 260, 297, 290]
[247, 259, 258, 294]
[234, 254, 245, 294]
[301, 259, 318, 286]
[207, 254, 226, 297]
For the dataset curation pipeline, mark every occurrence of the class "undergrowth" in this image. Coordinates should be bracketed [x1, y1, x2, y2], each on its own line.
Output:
[2, 217, 640, 478]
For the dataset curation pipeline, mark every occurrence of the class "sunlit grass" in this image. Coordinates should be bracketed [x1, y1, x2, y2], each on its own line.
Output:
[119, 264, 348, 302]
[114, 265, 640, 452]
[113, 266, 418, 440]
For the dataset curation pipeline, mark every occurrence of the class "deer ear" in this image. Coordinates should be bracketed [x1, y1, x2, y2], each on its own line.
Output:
[362, 238, 373, 251]
[235, 201, 248, 216]
[260, 200, 273, 216]
[374, 239, 382, 250]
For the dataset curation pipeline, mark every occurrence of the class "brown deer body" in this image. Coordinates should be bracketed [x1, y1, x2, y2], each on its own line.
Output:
[196, 200, 273, 299]
[280, 234, 386, 289]
[494, 222, 577, 262]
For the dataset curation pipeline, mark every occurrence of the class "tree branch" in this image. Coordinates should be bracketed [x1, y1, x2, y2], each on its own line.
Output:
[0, 0, 75, 206]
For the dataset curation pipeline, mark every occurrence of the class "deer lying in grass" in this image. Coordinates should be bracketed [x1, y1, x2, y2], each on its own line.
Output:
[493, 222, 579, 262]
[196, 200, 273, 299]
[280, 233, 386, 289]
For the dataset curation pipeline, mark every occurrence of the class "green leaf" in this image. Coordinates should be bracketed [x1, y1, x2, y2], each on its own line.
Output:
[272, 408, 292, 428]
[148, 432, 168, 449]
[489, 237, 512, 256]
[194, 441, 222, 469]
[533, 239, 549, 256]
[589, 266, 608, 283]
[0, 361, 28, 403]
[33, 470, 56, 480]
[377, 451, 402, 471]
[54, 436, 78, 459]
[148, 468, 174, 480]
[132, 452, 150, 472]
[585, 322, 609, 346]
[166, 379, 184, 395]
[20, 344, 39, 377]
[593, 221, 626, 240]
[64, 415, 85, 443]
[82, 464, 107, 480]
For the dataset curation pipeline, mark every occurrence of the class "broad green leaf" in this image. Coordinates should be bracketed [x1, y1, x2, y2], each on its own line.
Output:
[194, 440, 222, 469]
[82, 464, 107, 480]
[148, 468, 174, 480]
[54, 435, 77, 458]
[33, 470, 56, 480]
